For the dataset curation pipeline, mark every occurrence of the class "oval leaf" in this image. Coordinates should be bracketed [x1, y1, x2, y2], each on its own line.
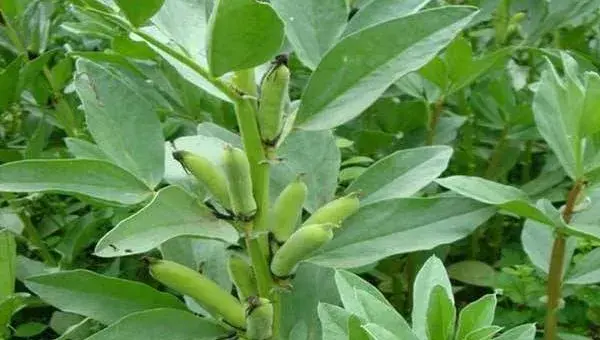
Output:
[344, 0, 431, 36]
[115, 0, 164, 27]
[85, 308, 229, 340]
[347, 146, 452, 205]
[75, 59, 165, 188]
[207, 0, 284, 76]
[309, 197, 495, 268]
[0, 159, 153, 205]
[24, 270, 185, 325]
[95, 186, 238, 257]
[295, 6, 477, 130]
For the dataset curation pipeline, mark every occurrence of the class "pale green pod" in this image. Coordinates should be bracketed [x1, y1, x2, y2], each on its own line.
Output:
[270, 223, 337, 277]
[147, 258, 245, 328]
[227, 254, 257, 301]
[223, 145, 257, 219]
[270, 176, 308, 243]
[302, 192, 360, 226]
[258, 64, 290, 143]
[173, 150, 230, 209]
[245, 297, 273, 340]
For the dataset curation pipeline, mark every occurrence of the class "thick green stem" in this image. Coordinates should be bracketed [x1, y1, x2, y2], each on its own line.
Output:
[544, 180, 584, 340]
[426, 98, 445, 146]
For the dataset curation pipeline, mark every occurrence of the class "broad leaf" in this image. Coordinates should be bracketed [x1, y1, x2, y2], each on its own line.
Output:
[295, 6, 477, 130]
[335, 270, 389, 313]
[521, 219, 577, 277]
[207, 0, 284, 76]
[75, 59, 165, 188]
[84, 308, 228, 340]
[412, 256, 453, 340]
[455, 294, 496, 340]
[25, 270, 185, 325]
[344, 0, 431, 36]
[64, 138, 110, 161]
[463, 326, 502, 340]
[447, 261, 496, 287]
[426, 285, 455, 340]
[115, 0, 164, 27]
[271, 0, 348, 70]
[346, 146, 452, 205]
[436, 176, 554, 225]
[318, 303, 352, 340]
[95, 186, 238, 257]
[309, 197, 495, 268]
[494, 324, 536, 340]
[0, 230, 16, 301]
[350, 316, 372, 340]
[355, 290, 417, 338]
[0, 159, 153, 205]
[565, 247, 600, 284]
[0, 56, 24, 112]
[362, 323, 400, 340]
[280, 263, 340, 339]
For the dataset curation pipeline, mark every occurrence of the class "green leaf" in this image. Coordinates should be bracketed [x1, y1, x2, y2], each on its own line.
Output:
[426, 285, 455, 340]
[25, 270, 185, 325]
[309, 197, 495, 268]
[344, 0, 431, 36]
[346, 146, 452, 205]
[0, 56, 24, 112]
[64, 138, 110, 161]
[335, 270, 389, 313]
[74, 58, 165, 188]
[207, 0, 284, 76]
[0, 159, 153, 205]
[0, 230, 16, 301]
[84, 308, 229, 340]
[362, 322, 401, 340]
[54, 317, 97, 340]
[280, 263, 340, 340]
[115, 0, 164, 27]
[494, 324, 536, 340]
[318, 303, 352, 340]
[13, 322, 47, 337]
[532, 53, 585, 180]
[350, 316, 372, 340]
[94, 186, 238, 257]
[582, 72, 600, 137]
[271, 0, 348, 70]
[521, 219, 577, 277]
[295, 6, 477, 130]
[447, 261, 496, 287]
[412, 256, 453, 340]
[355, 290, 417, 338]
[436, 176, 554, 225]
[454, 294, 496, 340]
[463, 326, 502, 340]
[565, 247, 600, 284]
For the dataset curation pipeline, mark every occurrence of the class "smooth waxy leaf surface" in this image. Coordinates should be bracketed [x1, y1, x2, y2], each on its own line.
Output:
[75, 59, 164, 188]
[318, 303, 352, 340]
[344, 0, 431, 36]
[295, 6, 477, 130]
[84, 308, 228, 340]
[25, 270, 185, 325]
[95, 186, 237, 257]
[0, 159, 153, 205]
[271, 0, 348, 70]
[115, 0, 164, 27]
[426, 285, 455, 340]
[565, 248, 600, 284]
[207, 0, 284, 76]
[347, 146, 452, 205]
[455, 294, 497, 340]
[521, 219, 576, 277]
[309, 197, 495, 268]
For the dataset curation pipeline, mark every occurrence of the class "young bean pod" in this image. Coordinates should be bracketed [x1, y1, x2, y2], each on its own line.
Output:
[245, 297, 273, 340]
[227, 254, 257, 301]
[270, 175, 308, 243]
[270, 223, 338, 277]
[302, 192, 360, 226]
[146, 258, 245, 329]
[257, 62, 290, 144]
[173, 150, 230, 209]
[223, 145, 257, 219]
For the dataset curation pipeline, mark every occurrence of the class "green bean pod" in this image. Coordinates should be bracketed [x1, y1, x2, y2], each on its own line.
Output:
[223, 145, 257, 219]
[227, 254, 257, 301]
[245, 297, 273, 340]
[146, 258, 245, 329]
[270, 223, 338, 277]
[173, 150, 230, 209]
[270, 175, 308, 243]
[302, 192, 360, 226]
[258, 64, 290, 143]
